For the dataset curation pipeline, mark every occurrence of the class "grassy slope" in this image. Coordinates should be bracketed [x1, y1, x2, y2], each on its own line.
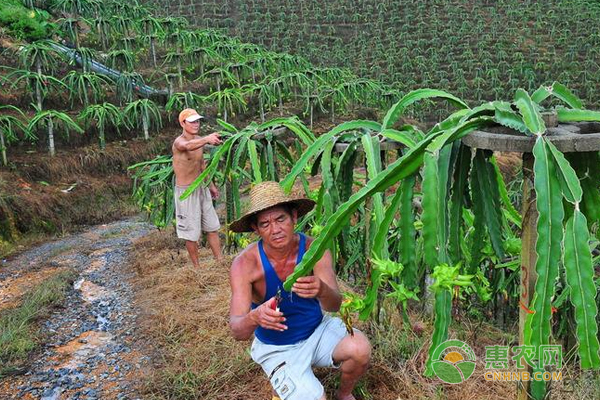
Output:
[0, 131, 175, 257]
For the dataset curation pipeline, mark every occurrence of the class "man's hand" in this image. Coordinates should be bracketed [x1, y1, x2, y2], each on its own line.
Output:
[251, 297, 287, 331]
[292, 276, 322, 299]
[205, 132, 222, 146]
[209, 184, 219, 199]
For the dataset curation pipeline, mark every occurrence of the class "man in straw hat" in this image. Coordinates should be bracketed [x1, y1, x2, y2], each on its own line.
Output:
[172, 108, 223, 266]
[229, 181, 371, 400]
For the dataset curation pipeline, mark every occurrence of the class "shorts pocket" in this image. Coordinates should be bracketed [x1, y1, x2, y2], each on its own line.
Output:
[176, 214, 190, 231]
[269, 362, 296, 400]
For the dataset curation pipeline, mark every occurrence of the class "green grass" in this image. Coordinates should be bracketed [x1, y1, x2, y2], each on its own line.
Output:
[0, 269, 76, 377]
[0, 0, 54, 40]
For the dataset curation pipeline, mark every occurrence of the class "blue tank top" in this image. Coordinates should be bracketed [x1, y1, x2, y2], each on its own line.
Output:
[252, 233, 323, 345]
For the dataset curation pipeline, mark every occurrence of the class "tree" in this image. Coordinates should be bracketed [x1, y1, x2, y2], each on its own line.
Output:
[322, 83, 349, 122]
[16, 40, 60, 76]
[91, 16, 111, 51]
[242, 81, 276, 123]
[106, 49, 135, 72]
[52, 0, 98, 16]
[205, 87, 247, 122]
[165, 92, 206, 114]
[69, 46, 97, 73]
[61, 71, 113, 107]
[186, 46, 221, 76]
[198, 66, 239, 92]
[162, 50, 186, 89]
[0, 106, 28, 166]
[28, 110, 83, 156]
[7, 69, 66, 110]
[123, 99, 163, 140]
[114, 72, 144, 105]
[78, 102, 123, 149]
[58, 17, 86, 48]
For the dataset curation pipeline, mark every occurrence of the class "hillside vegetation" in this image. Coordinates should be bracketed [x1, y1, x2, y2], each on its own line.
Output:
[148, 0, 600, 111]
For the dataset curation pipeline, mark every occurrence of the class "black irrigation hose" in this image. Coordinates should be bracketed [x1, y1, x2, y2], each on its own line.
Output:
[49, 41, 169, 103]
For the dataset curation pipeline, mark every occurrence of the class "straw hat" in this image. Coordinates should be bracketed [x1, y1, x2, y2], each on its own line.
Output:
[229, 181, 315, 233]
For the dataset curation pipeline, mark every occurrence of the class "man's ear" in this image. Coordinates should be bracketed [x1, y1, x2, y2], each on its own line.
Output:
[291, 209, 298, 224]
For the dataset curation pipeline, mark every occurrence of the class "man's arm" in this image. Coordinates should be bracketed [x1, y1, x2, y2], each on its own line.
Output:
[291, 247, 342, 312]
[229, 252, 287, 340]
[174, 132, 222, 152]
[174, 135, 209, 152]
[313, 249, 342, 311]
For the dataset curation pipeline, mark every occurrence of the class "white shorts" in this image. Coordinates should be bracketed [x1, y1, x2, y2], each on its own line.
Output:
[174, 185, 220, 241]
[250, 315, 351, 400]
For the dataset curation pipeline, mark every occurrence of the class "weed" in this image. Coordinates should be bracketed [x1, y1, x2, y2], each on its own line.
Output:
[0, 269, 76, 376]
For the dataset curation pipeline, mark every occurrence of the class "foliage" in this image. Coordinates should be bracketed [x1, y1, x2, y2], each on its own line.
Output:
[0, 105, 28, 166]
[176, 0, 600, 116]
[129, 155, 174, 227]
[123, 98, 163, 140]
[0, 0, 54, 40]
[27, 109, 84, 156]
[78, 102, 123, 149]
[271, 85, 600, 381]
[61, 71, 113, 107]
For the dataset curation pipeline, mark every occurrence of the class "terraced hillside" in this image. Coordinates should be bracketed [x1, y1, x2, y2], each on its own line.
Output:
[148, 0, 600, 108]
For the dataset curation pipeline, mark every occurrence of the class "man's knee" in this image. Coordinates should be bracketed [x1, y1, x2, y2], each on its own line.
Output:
[335, 331, 371, 366]
[348, 331, 371, 364]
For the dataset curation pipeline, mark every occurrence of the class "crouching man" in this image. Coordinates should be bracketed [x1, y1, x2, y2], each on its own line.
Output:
[229, 181, 371, 400]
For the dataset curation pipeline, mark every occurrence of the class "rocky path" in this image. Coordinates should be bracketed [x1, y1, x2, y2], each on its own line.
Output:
[0, 218, 154, 400]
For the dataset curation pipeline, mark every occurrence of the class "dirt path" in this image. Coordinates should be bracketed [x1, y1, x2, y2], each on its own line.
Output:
[0, 217, 155, 400]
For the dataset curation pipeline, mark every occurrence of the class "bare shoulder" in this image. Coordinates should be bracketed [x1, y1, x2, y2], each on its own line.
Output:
[172, 135, 183, 151]
[230, 242, 259, 277]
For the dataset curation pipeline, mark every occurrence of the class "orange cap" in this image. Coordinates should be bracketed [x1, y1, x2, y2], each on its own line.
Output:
[178, 108, 204, 124]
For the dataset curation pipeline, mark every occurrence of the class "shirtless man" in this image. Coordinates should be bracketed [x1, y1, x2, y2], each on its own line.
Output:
[172, 108, 223, 266]
[228, 181, 371, 400]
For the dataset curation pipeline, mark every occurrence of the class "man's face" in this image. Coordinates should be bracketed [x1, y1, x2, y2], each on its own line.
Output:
[181, 119, 201, 135]
[253, 206, 297, 249]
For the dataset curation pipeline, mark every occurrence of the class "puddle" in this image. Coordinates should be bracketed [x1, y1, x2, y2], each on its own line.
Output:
[53, 331, 113, 370]
[74, 279, 109, 302]
[0, 268, 64, 311]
